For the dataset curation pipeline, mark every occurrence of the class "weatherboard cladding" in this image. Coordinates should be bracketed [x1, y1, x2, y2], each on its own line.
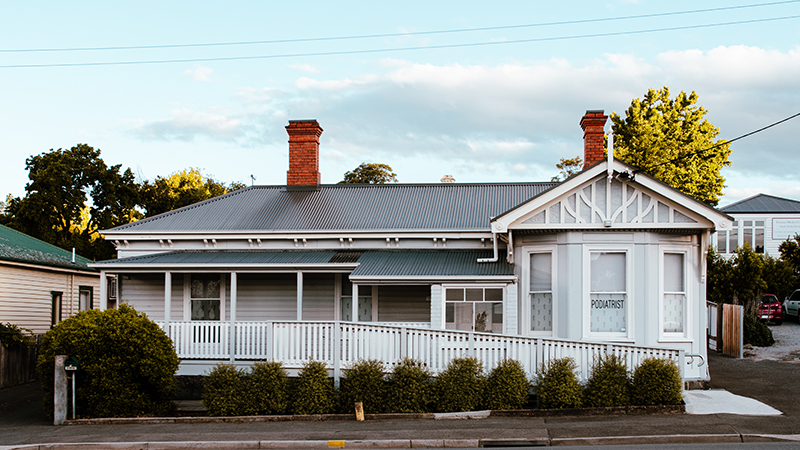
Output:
[720, 194, 800, 214]
[0, 224, 94, 271]
[107, 183, 556, 233]
[94, 249, 512, 277]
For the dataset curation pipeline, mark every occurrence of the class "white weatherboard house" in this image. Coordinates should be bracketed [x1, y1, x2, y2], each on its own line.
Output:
[92, 111, 731, 382]
[715, 194, 800, 258]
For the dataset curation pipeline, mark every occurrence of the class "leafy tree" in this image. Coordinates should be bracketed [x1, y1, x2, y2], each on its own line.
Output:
[339, 163, 397, 184]
[762, 254, 796, 300]
[611, 87, 732, 206]
[3, 144, 139, 260]
[731, 242, 766, 311]
[551, 156, 583, 182]
[707, 246, 735, 305]
[779, 234, 800, 277]
[139, 168, 242, 217]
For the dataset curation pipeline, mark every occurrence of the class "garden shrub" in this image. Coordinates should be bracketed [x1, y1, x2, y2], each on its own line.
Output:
[245, 361, 289, 415]
[583, 354, 631, 407]
[744, 313, 775, 347]
[631, 357, 682, 406]
[434, 356, 485, 412]
[203, 363, 248, 416]
[385, 358, 433, 413]
[483, 359, 530, 410]
[338, 358, 386, 414]
[0, 322, 35, 349]
[36, 304, 179, 418]
[291, 359, 335, 415]
[535, 357, 583, 409]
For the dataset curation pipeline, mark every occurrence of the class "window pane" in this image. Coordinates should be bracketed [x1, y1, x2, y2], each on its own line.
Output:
[664, 293, 685, 333]
[729, 228, 738, 252]
[446, 289, 464, 301]
[755, 228, 764, 253]
[530, 253, 552, 291]
[191, 274, 220, 298]
[590, 252, 625, 292]
[756, 221, 764, 226]
[466, 288, 483, 302]
[358, 296, 372, 322]
[445, 303, 472, 331]
[192, 299, 220, 320]
[485, 288, 503, 302]
[664, 254, 684, 292]
[359, 285, 372, 296]
[475, 303, 502, 333]
[744, 220, 752, 226]
[590, 293, 627, 333]
[743, 229, 753, 248]
[717, 232, 727, 253]
[342, 281, 353, 296]
[530, 293, 553, 332]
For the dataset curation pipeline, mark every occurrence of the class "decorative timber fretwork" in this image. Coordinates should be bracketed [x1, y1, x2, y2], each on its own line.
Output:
[516, 177, 700, 228]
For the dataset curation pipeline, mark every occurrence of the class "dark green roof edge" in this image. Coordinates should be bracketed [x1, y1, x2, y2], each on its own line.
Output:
[0, 224, 96, 272]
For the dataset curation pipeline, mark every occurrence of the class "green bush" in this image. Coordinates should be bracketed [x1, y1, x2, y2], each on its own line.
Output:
[246, 361, 289, 415]
[583, 354, 631, 407]
[434, 356, 485, 412]
[36, 304, 179, 418]
[535, 357, 583, 409]
[291, 359, 335, 415]
[483, 359, 530, 410]
[744, 313, 775, 347]
[631, 357, 682, 406]
[385, 358, 433, 413]
[0, 322, 35, 349]
[203, 363, 247, 416]
[338, 359, 386, 414]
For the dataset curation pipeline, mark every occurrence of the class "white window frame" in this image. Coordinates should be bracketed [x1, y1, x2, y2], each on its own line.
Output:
[582, 245, 634, 342]
[659, 248, 691, 342]
[183, 273, 226, 321]
[522, 246, 557, 337]
[442, 284, 506, 334]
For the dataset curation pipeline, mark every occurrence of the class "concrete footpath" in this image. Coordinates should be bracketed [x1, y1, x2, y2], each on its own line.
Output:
[2, 351, 800, 449]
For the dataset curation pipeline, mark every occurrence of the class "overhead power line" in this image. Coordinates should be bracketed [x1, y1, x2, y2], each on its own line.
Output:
[2, 15, 799, 69]
[2, 0, 798, 53]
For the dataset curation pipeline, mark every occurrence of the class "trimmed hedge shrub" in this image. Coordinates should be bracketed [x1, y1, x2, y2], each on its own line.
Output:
[631, 357, 682, 406]
[483, 359, 529, 410]
[338, 359, 386, 414]
[434, 357, 485, 412]
[36, 304, 179, 418]
[203, 364, 247, 416]
[744, 313, 775, 347]
[247, 361, 289, 415]
[0, 322, 35, 349]
[583, 354, 631, 407]
[385, 358, 433, 413]
[535, 357, 583, 409]
[291, 359, 335, 415]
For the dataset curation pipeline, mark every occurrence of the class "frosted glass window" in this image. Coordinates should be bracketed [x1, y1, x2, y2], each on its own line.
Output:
[591, 252, 625, 292]
[191, 274, 221, 321]
[664, 254, 684, 292]
[663, 253, 685, 334]
[529, 253, 553, 333]
[530, 253, 552, 291]
[590, 252, 626, 333]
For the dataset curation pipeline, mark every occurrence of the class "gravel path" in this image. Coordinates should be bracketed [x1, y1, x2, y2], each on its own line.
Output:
[745, 318, 800, 362]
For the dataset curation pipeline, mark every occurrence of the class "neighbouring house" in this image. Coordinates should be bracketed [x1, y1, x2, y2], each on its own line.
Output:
[0, 224, 105, 334]
[715, 194, 800, 258]
[92, 111, 732, 382]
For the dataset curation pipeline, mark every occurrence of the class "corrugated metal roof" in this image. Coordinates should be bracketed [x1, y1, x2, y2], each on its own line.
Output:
[107, 183, 556, 233]
[93, 249, 512, 277]
[0, 224, 95, 271]
[720, 194, 800, 213]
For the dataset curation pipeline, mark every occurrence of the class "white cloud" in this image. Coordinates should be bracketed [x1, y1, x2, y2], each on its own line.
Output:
[288, 63, 320, 74]
[131, 108, 242, 142]
[183, 65, 214, 82]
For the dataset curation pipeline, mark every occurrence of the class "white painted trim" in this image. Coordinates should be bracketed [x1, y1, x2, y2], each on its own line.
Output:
[582, 244, 635, 341]
[521, 245, 557, 338]
[101, 230, 497, 239]
[92, 263, 359, 270]
[99, 270, 108, 310]
[349, 276, 517, 283]
[297, 272, 303, 321]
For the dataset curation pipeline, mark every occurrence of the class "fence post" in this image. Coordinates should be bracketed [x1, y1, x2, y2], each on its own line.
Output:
[401, 327, 408, 358]
[266, 321, 274, 361]
[54, 355, 67, 426]
[678, 349, 686, 387]
[333, 321, 341, 386]
[468, 331, 475, 358]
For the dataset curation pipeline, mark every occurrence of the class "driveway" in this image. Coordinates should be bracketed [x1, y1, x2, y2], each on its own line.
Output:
[745, 319, 800, 362]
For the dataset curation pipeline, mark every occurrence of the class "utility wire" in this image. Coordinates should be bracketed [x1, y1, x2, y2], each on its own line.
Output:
[630, 112, 800, 173]
[2, 15, 798, 69]
[2, 0, 798, 53]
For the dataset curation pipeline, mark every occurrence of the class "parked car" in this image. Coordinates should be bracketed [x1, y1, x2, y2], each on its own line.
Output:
[758, 294, 784, 325]
[785, 289, 800, 322]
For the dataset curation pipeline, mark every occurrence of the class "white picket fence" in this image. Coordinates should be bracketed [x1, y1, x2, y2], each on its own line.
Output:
[159, 320, 683, 381]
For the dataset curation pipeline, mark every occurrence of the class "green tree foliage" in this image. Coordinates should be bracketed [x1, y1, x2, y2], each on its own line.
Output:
[339, 163, 398, 184]
[707, 246, 735, 305]
[631, 358, 682, 406]
[0, 322, 35, 349]
[551, 156, 583, 182]
[535, 357, 583, 409]
[434, 357, 485, 412]
[385, 358, 433, 413]
[139, 168, 242, 217]
[36, 304, 179, 418]
[291, 359, 335, 415]
[483, 359, 530, 410]
[3, 144, 140, 260]
[338, 359, 386, 414]
[779, 234, 800, 279]
[762, 254, 796, 300]
[743, 314, 775, 347]
[583, 355, 631, 407]
[732, 242, 767, 310]
[611, 87, 732, 206]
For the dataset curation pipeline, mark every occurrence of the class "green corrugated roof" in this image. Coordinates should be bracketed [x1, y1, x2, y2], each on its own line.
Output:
[0, 224, 95, 271]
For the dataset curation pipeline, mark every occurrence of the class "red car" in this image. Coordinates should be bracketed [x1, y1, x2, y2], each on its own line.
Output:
[758, 294, 784, 325]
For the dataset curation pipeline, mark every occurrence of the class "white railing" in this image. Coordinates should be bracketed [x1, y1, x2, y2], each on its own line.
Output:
[158, 321, 683, 381]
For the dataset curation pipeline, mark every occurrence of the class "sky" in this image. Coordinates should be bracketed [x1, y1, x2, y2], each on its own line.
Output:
[1, 1, 799, 208]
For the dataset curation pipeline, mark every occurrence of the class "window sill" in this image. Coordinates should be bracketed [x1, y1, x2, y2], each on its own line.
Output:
[658, 338, 692, 344]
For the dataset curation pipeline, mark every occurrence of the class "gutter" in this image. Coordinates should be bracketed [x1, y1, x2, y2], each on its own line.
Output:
[476, 232, 499, 263]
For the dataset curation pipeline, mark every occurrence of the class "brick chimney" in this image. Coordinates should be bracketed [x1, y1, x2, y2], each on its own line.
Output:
[580, 110, 607, 169]
[286, 120, 323, 186]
